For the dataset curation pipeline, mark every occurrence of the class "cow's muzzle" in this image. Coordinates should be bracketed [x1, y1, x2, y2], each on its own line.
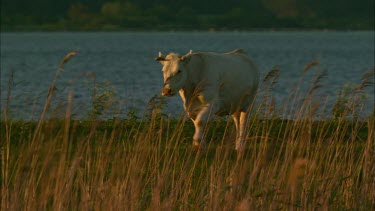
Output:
[162, 87, 173, 96]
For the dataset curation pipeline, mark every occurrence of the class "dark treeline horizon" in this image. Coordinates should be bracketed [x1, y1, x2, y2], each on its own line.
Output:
[1, 0, 374, 31]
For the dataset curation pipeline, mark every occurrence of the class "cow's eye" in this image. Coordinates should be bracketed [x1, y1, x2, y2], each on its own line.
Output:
[177, 69, 182, 74]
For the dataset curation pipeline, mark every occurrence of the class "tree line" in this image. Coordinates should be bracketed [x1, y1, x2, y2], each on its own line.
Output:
[1, 0, 374, 31]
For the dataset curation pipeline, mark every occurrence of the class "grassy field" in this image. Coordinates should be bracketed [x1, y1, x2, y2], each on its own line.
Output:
[1, 51, 374, 210]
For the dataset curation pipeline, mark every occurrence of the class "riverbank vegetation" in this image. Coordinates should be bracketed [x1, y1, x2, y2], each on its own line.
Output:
[1, 0, 374, 31]
[1, 51, 374, 209]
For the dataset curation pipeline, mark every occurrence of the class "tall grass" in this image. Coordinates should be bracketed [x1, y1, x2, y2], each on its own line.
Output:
[1, 52, 374, 210]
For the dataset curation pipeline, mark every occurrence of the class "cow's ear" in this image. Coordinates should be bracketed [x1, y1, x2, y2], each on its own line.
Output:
[155, 52, 166, 63]
[155, 57, 166, 61]
[180, 55, 191, 63]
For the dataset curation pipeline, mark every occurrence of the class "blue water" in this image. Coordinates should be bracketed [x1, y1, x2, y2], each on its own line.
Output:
[1, 31, 374, 120]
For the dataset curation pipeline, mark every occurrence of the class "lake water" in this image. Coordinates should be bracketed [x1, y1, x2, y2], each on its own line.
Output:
[1, 31, 374, 120]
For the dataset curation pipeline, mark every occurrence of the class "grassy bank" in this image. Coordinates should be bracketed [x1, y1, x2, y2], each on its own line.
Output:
[1, 51, 374, 209]
[1, 116, 374, 210]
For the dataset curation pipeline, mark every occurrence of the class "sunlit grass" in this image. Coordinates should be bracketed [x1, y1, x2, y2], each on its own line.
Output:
[1, 51, 374, 210]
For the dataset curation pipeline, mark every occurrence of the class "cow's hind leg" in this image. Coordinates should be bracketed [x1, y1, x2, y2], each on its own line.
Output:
[231, 112, 240, 145]
[236, 111, 248, 151]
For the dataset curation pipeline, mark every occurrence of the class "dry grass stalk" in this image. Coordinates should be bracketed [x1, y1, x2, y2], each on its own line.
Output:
[303, 59, 319, 73]
[1, 58, 374, 210]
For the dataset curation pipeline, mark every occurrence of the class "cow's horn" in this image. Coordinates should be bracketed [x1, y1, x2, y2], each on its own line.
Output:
[181, 50, 193, 61]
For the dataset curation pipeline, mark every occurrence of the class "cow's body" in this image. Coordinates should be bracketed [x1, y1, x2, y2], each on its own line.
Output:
[156, 49, 259, 150]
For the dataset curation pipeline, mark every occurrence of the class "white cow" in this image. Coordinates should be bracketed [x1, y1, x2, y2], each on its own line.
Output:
[155, 49, 259, 151]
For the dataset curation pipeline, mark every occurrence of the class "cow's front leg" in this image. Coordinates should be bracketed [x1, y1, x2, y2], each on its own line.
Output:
[192, 105, 209, 148]
[192, 102, 218, 149]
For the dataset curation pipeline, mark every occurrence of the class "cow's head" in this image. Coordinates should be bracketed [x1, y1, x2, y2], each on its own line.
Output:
[155, 50, 192, 96]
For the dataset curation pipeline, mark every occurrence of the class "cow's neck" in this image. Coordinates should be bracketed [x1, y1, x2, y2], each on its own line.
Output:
[179, 82, 195, 111]
[179, 54, 203, 110]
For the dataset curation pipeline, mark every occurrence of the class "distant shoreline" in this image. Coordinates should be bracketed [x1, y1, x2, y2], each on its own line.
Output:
[1, 27, 374, 33]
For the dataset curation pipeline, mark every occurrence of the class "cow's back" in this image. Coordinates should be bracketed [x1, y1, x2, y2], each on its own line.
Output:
[198, 51, 259, 114]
